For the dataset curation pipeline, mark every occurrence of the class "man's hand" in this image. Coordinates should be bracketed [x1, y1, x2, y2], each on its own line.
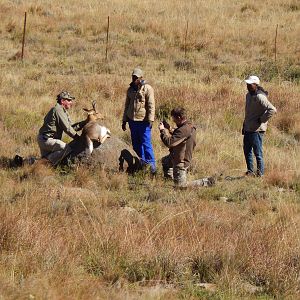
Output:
[122, 121, 127, 131]
[149, 121, 154, 129]
[162, 120, 170, 130]
[159, 122, 165, 131]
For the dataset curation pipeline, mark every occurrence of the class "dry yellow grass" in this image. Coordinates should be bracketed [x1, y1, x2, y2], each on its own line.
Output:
[0, 0, 299, 299]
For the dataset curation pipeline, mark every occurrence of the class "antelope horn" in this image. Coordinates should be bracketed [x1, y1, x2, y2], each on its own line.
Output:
[92, 100, 97, 113]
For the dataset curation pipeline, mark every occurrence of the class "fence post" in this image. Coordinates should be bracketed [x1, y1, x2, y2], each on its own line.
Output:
[184, 20, 189, 59]
[105, 16, 110, 61]
[274, 24, 278, 63]
[21, 11, 27, 60]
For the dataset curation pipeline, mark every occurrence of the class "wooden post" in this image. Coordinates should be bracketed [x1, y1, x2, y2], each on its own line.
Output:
[274, 24, 278, 63]
[105, 16, 110, 61]
[21, 12, 27, 60]
[184, 20, 189, 59]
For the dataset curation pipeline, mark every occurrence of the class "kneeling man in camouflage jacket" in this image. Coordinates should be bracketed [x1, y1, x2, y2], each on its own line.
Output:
[37, 91, 87, 166]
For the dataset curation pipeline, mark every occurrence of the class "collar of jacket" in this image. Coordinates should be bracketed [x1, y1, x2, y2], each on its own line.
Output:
[129, 80, 147, 91]
[249, 86, 268, 97]
[57, 103, 69, 115]
[177, 120, 188, 128]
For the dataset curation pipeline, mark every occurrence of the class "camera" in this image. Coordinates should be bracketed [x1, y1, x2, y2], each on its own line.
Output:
[162, 119, 170, 129]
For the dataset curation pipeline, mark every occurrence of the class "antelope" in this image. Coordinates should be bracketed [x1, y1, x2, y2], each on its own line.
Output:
[82, 101, 111, 155]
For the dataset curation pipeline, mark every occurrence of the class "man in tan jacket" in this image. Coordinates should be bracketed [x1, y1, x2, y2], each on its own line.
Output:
[122, 68, 156, 173]
[159, 107, 196, 187]
[242, 75, 277, 176]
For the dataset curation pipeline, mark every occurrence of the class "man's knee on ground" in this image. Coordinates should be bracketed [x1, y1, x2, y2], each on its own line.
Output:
[173, 165, 187, 187]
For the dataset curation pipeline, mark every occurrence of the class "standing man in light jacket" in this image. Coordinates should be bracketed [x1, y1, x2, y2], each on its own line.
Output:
[37, 91, 87, 166]
[122, 68, 156, 174]
[242, 76, 277, 177]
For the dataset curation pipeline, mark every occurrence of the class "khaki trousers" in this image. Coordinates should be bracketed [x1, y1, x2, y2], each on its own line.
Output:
[161, 154, 187, 187]
[37, 134, 71, 165]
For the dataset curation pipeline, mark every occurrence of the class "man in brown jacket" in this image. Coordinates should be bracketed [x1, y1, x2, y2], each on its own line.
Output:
[159, 107, 196, 187]
[122, 68, 156, 173]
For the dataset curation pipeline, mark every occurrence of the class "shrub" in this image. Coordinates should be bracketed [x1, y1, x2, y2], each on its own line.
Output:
[174, 59, 194, 71]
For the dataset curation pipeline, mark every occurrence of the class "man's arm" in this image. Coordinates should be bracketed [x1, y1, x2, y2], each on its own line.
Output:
[72, 120, 88, 131]
[258, 94, 277, 123]
[122, 93, 131, 131]
[146, 85, 155, 122]
[160, 127, 188, 148]
[122, 93, 130, 123]
[56, 109, 77, 138]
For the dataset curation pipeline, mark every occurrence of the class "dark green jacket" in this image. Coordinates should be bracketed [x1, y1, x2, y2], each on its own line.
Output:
[39, 103, 86, 139]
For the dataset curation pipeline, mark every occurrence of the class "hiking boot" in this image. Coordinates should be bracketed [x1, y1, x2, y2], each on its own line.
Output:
[207, 176, 216, 186]
[245, 170, 256, 177]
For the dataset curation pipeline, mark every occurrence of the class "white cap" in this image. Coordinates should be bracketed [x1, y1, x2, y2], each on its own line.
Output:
[132, 68, 143, 78]
[245, 75, 260, 85]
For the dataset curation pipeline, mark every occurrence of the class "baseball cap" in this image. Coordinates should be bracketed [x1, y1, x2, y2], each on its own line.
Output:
[245, 75, 260, 85]
[57, 91, 75, 101]
[132, 68, 143, 78]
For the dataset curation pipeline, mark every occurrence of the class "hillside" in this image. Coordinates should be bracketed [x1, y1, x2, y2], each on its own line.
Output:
[0, 0, 299, 299]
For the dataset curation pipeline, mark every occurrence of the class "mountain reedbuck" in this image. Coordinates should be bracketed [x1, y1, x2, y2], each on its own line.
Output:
[82, 101, 111, 155]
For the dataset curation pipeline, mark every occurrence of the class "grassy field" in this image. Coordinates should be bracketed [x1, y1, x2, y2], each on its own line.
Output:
[0, 0, 300, 299]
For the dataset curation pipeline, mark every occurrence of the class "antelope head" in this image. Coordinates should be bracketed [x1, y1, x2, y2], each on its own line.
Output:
[83, 100, 104, 122]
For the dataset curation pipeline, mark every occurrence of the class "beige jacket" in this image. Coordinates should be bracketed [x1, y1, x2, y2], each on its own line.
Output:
[160, 121, 196, 168]
[122, 82, 155, 122]
[243, 91, 277, 133]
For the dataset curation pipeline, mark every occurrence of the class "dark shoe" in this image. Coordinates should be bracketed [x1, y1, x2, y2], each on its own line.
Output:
[256, 170, 264, 177]
[10, 155, 24, 168]
[150, 170, 157, 179]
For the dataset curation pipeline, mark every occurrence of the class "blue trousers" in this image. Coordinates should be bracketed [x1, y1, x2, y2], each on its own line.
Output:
[128, 120, 156, 172]
[243, 132, 264, 176]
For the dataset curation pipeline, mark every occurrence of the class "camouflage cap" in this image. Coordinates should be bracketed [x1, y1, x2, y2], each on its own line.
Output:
[132, 68, 143, 78]
[57, 91, 75, 101]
